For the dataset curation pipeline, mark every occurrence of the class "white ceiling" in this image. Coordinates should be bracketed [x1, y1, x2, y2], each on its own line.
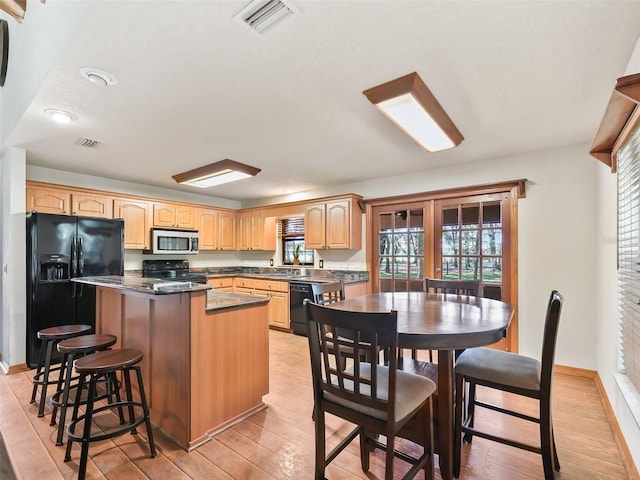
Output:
[8, 1, 640, 202]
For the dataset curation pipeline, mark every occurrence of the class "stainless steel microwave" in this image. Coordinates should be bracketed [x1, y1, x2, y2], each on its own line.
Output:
[149, 228, 199, 255]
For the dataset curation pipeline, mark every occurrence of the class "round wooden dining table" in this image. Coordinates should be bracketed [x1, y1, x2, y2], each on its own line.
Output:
[324, 291, 514, 480]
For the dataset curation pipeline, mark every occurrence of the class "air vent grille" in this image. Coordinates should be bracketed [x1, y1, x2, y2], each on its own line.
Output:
[234, 0, 294, 34]
[75, 137, 101, 149]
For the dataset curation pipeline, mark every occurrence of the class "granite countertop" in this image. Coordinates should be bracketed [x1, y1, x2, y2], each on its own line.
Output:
[201, 268, 369, 284]
[71, 275, 212, 295]
[205, 290, 270, 311]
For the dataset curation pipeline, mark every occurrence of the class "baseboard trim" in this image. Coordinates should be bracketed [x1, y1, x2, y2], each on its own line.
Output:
[5, 363, 29, 375]
[554, 364, 597, 378]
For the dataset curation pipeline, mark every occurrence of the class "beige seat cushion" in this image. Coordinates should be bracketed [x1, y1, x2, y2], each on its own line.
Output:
[325, 363, 436, 423]
[455, 347, 541, 392]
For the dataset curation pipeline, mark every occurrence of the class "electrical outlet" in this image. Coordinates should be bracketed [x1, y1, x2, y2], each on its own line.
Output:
[269, 259, 274, 266]
[319, 260, 324, 268]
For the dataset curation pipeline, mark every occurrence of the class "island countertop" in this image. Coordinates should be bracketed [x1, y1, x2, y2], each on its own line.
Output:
[72, 275, 212, 295]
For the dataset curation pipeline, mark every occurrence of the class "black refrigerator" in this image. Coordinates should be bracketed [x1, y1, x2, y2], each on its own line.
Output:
[26, 212, 124, 368]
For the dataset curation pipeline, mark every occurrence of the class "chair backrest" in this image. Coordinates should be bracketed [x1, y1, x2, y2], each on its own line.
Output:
[540, 290, 563, 395]
[425, 277, 480, 296]
[304, 299, 398, 417]
[311, 281, 345, 305]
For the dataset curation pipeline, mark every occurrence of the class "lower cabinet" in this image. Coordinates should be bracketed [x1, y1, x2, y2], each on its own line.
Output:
[232, 277, 290, 329]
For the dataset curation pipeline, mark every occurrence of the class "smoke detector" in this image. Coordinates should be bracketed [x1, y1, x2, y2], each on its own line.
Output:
[233, 0, 296, 35]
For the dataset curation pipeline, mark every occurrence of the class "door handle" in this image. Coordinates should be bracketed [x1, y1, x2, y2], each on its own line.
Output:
[77, 238, 84, 276]
[71, 238, 78, 277]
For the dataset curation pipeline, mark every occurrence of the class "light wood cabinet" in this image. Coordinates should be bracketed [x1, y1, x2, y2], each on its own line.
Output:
[252, 279, 289, 330]
[231, 277, 289, 328]
[219, 211, 237, 250]
[153, 202, 197, 229]
[237, 211, 276, 251]
[113, 198, 152, 250]
[305, 196, 362, 250]
[26, 186, 114, 219]
[71, 193, 113, 218]
[206, 277, 234, 292]
[26, 186, 71, 214]
[198, 208, 236, 251]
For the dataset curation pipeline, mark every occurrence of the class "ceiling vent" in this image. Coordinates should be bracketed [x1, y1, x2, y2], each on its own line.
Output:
[234, 0, 295, 35]
[75, 137, 101, 149]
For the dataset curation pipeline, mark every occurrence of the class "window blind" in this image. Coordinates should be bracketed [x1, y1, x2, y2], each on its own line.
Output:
[618, 121, 640, 392]
[278, 217, 305, 237]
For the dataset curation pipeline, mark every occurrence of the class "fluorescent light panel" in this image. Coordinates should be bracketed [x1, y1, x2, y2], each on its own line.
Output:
[363, 72, 463, 152]
[172, 159, 261, 189]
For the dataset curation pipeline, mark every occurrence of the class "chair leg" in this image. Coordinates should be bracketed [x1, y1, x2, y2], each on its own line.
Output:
[314, 408, 326, 480]
[384, 432, 395, 480]
[423, 400, 434, 480]
[134, 366, 157, 458]
[540, 396, 558, 480]
[36, 339, 56, 417]
[552, 427, 560, 471]
[453, 374, 465, 477]
[359, 429, 370, 472]
[77, 374, 98, 480]
[463, 382, 476, 443]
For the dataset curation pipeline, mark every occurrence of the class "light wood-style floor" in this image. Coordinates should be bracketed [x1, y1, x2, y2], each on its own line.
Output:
[0, 330, 633, 479]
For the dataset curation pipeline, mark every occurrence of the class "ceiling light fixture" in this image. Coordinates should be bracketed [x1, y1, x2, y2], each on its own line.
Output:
[363, 72, 463, 152]
[172, 159, 261, 188]
[44, 108, 77, 124]
[80, 67, 117, 87]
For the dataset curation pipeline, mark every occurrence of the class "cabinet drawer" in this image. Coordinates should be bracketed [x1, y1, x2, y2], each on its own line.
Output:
[253, 279, 289, 293]
[234, 278, 254, 289]
[207, 277, 233, 289]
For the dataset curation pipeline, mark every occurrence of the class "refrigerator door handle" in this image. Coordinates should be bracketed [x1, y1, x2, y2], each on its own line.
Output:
[78, 237, 84, 276]
[71, 237, 78, 278]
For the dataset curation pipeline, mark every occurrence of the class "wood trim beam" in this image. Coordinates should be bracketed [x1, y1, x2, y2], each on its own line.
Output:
[363, 179, 527, 208]
[590, 73, 640, 172]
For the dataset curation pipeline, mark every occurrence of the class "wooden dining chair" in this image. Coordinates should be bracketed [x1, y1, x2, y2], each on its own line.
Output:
[311, 281, 344, 305]
[304, 299, 436, 480]
[453, 290, 563, 480]
[406, 277, 481, 363]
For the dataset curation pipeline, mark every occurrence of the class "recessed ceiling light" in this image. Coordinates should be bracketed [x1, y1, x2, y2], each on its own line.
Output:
[44, 109, 77, 124]
[80, 67, 117, 87]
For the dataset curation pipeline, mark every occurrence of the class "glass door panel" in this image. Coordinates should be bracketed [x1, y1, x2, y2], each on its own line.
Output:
[375, 205, 426, 293]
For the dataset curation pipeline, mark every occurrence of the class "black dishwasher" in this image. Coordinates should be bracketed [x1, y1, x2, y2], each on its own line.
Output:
[289, 282, 314, 336]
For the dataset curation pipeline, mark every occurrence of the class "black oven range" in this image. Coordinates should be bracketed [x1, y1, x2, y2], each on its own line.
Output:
[142, 259, 207, 284]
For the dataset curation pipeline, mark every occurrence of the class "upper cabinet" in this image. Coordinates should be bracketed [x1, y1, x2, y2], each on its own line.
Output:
[237, 210, 276, 251]
[113, 199, 151, 250]
[305, 195, 363, 250]
[153, 202, 197, 229]
[26, 185, 71, 214]
[197, 208, 236, 251]
[27, 186, 113, 218]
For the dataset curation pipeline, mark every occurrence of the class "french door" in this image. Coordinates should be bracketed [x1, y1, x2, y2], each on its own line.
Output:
[371, 189, 517, 352]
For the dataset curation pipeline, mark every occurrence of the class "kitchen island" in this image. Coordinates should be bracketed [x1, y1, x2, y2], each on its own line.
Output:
[72, 276, 270, 450]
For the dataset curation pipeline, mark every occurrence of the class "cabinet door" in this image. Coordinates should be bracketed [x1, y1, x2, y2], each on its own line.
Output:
[305, 203, 326, 249]
[26, 186, 70, 214]
[113, 199, 151, 250]
[176, 205, 197, 229]
[153, 203, 177, 227]
[219, 211, 236, 250]
[326, 200, 351, 249]
[257, 290, 289, 329]
[198, 209, 220, 250]
[71, 193, 113, 218]
[250, 211, 264, 250]
[237, 212, 252, 250]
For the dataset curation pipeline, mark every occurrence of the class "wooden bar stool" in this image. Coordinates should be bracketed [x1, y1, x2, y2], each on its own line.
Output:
[64, 348, 156, 480]
[51, 334, 118, 446]
[30, 324, 92, 417]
